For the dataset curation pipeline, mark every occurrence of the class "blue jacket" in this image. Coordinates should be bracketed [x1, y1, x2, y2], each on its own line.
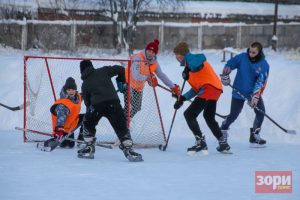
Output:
[225, 52, 269, 100]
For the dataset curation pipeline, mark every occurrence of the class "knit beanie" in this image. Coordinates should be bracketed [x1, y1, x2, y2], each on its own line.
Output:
[145, 39, 160, 54]
[173, 42, 190, 56]
[80, 60, 94, 74]
[64, 77, 77, 90]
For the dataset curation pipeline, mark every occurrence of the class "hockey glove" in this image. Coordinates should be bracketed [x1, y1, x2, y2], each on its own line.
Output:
[171, 84, 181, 97]
[174, 95, 186, 110]
[249, 93, 260, 108]
[147, 74, 158, 87]
[220, 74, 231, 86]
[182, 67, 190, 80]
[53, 126, 67, 141]
[117, 81, 127, 93]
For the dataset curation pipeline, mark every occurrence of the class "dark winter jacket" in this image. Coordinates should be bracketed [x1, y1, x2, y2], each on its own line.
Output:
[81, 65, 125, 107]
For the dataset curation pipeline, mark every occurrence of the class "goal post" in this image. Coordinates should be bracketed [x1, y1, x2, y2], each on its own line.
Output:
[23, 55, 167, 148]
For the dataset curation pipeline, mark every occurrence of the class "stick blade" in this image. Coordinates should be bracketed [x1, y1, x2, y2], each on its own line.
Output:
[286, 130, 297, 134]
[158, 144, 167, 151]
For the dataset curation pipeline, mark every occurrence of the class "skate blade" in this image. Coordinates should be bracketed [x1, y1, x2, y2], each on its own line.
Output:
[219, 150, 233, 154]
[250, 143, 266, 148]
[77, 154, 94, 159]
[127, 156, 144, 162]
[187, 150, 209, 156]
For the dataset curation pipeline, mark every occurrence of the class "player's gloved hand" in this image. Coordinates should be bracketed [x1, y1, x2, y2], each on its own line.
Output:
[248, 93, 260, 108]
[117, 81, 127, 93]
[182, 67, 190, 80]
[171, 84, 181, 98]
[220, 74, 231, 86]
[53, 126, 67, 141]
[174, 95, 186, 110]
[147, 74, 158, 87]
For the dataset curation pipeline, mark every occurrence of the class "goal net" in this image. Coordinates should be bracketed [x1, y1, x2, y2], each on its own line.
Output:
[23, 56, 166, 148]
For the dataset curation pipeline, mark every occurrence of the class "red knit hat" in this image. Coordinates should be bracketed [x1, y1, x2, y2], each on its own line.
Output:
[145, 39, 160, 54]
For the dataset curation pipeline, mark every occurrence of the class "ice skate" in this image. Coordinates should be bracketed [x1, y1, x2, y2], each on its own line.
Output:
[249, 128, 266, 148]
[77, 136, 96, 159]
[187, 135, 208, 156]
[119, 140, 143, 162]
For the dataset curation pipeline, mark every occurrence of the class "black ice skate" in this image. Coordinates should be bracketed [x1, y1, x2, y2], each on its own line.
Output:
[249, 128, 266, 148]
[119, 140, 143, 162]
[77, 136, 96, 159]
[216, 133, 232, 154]
[187, 135, 208, 156]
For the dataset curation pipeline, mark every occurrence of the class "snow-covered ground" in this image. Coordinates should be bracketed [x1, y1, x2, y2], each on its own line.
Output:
[0, 46, 299, 200]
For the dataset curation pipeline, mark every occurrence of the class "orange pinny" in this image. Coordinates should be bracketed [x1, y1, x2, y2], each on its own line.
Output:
[51, 93, 82, 133]
[125, 52, 157, 92]
[188, 61, 223, 100]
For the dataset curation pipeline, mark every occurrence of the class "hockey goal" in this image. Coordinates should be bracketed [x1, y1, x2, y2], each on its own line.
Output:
[23, 56, 167, 148]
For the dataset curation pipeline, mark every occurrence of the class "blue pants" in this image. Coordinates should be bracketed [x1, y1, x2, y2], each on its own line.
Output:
[221, 97, 265, 132]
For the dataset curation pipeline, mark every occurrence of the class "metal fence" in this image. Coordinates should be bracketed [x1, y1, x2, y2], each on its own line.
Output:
[0, 19, 299, 51]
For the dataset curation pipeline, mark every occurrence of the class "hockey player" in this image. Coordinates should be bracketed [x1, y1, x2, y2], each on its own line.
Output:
[43, 77, 83, 150]
[173, 42, 231, 154]
[78, 60, 143, 162]
[220, 42, 269, 147]
[117, 39, 180, 120]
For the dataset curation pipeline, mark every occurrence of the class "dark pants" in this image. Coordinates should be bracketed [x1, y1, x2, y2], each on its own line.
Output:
[184, 97, 222, 140]
[83, 100, 131, 142]
[221, 97, 265, 131]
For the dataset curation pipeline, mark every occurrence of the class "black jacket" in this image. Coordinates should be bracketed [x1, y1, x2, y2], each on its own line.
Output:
[81, 65, 125, 107]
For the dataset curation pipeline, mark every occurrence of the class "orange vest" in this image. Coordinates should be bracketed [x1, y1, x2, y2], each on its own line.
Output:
[125, 52, 157, 92]
[51, 93, 82, 133]
[188, 61, 223, 93]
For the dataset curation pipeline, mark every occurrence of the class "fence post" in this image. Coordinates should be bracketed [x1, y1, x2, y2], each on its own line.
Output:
[70, 20, 76, 50]
[21, 17, 28, 50]
[236, 23, 242, 49]
[198, 25, 203, 50]
[159, 20, 164, 52]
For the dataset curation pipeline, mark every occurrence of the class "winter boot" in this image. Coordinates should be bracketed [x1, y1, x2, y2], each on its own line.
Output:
[43, 137, 57, 148]
[77, 136, 96, 159]
[38, 137, 58, 151]
[60, 132, 75, 148]
[249, 128, 266, 148]
[187, 135, 208, 155]
[216, 131, 231, 153]
[119, 140, 143, 162]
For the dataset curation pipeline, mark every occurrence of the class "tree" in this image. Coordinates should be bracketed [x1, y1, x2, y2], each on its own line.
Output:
[96, 0, 180, 54]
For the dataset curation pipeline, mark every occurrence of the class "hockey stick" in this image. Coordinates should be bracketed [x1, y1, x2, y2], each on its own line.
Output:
[228, 84, 297, 134]
[0, 102, 30, 111]
[157, 83, 227, 119]
[159, 80, 187, 151]
[14, 127, 113, 149]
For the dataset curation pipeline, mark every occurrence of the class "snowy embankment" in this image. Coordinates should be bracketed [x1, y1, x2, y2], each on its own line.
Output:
[0, 47, 299, 200]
